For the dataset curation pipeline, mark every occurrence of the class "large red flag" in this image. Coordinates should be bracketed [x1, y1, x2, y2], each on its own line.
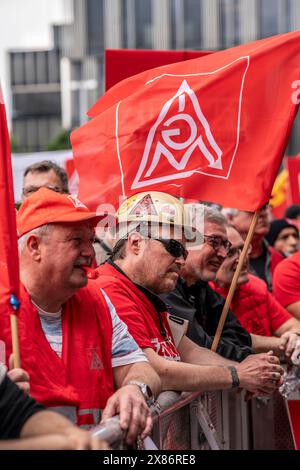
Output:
[72, 31, 300, 212]
[0, 87, 19, 318]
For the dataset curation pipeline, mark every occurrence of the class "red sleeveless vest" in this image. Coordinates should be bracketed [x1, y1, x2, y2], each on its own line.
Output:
[0, 283, 115, 427]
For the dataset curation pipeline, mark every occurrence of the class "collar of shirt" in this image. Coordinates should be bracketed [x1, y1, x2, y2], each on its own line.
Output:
[107, 259, 168, 313]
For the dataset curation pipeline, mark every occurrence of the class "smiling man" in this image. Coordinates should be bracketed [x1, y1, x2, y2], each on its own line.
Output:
[213, 226, 300, 361]
[228, 206, 284, 291]
[164, 205, 300, 363]
[93, 192, 283, 397]
[0, 188, 161, 445]
[162, 205, 253, 361]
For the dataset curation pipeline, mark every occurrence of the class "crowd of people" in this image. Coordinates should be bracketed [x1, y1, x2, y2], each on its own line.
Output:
[1, 160, 300, 450]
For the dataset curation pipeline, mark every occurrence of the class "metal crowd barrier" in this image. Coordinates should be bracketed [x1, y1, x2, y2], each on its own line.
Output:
[91, 389, 295, 450]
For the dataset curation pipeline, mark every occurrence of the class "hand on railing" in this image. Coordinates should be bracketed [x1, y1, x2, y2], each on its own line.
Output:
[279, 332, 300, 365]
[236, 351, 284, 396]
[101, 384, 152, 445]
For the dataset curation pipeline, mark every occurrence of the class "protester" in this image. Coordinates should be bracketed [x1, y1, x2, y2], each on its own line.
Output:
[22, 160, 69, 199]
[163, 206, 252, 361]
[0, 188, 161, 445]
[213, 226, 300, 362]
[164, 205, 299, 361]
[227, 205, 284, 290]
[0, 364, 109, 449]
[285, 204, 300, 221]
[273, 251, 300, 321]
[265, 219, 299, 257]
[93, 191, 283, 397]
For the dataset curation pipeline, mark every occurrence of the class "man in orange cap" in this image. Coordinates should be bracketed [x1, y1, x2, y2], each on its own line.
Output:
[0, 188, 160, 445]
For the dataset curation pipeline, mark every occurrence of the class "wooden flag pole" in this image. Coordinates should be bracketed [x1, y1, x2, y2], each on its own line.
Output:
[10, 295, 21, 368]
[211, 210, 260, 352]
[10, 314, 21, 368]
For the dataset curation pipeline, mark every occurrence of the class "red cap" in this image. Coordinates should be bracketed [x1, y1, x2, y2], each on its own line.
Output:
[17, 188, 103, 237]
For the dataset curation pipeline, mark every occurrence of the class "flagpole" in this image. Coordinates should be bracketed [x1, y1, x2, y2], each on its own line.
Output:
[211, 210, 259, 353]
[10, 295, 21, 368]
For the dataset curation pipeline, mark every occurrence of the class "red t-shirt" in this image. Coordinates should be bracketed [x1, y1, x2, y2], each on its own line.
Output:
[273, 251, 300, 308]
[212, 274, 291, 336]
[94, 262, 181, 361]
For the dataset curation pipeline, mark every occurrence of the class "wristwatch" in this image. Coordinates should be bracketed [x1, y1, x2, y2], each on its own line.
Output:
[227, 366, 240, 388]
[126, 380, 154, 406]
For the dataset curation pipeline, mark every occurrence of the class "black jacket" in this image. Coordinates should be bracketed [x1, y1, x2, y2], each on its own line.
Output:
[161, 279, 253, 362]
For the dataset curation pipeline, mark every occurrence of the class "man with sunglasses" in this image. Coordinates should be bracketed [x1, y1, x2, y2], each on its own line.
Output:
[93, 192, 283, 397]
[213, 226, 300, 363]
[162, 205, 254, 362]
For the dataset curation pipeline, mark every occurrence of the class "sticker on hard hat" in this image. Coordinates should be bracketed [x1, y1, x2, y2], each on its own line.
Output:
[160, 204, 176, 222]
[129, 194, 158, 216]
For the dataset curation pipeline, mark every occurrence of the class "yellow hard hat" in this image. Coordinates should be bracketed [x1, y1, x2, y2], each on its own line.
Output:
[116, 191, 202, 243]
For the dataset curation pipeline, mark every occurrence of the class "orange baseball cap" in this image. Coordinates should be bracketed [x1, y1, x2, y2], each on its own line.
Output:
[17, 187, 103, 237]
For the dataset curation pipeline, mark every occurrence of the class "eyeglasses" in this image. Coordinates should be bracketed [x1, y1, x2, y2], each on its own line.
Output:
[203, 235, 232, 254]
[151, 238, 188, 260]
[227, 246, 243, 258]
[227, 244, 252, 258]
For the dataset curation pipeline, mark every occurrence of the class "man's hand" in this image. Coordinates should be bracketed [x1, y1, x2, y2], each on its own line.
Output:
[61, 427, 110, 450]
[279, 332, 300, 365]
[7, 354, 30, 394]
[236, 351, 284, 395]
[0, 429, 110, 450]
[101, 384, 152, 445]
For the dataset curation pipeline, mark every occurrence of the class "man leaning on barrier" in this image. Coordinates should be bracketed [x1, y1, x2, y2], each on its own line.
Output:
[0, 188, 161, 446]
[92, 191, 283, 397]
[163, 205, 300, 362]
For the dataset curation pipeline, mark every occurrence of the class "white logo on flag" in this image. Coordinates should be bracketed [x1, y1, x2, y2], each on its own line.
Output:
[132, 79, 223, 189]
[67, 195, 88, 209]
[114, 56, 250, 192]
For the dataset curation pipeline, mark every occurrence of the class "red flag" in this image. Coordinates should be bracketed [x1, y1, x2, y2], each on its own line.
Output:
[286, 400, 300, 450]
[105, 49, 212, 90]
[0, 87, 19, 311]
[72, 31, 300, 212]
[287, 155, 300, 204]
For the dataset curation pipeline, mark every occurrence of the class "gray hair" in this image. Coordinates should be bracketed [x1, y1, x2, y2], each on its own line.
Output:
[184, 203, 227, 232]
[18, 224, 52, 253]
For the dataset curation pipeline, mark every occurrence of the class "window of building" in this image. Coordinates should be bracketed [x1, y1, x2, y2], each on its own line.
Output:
[24, 52, 36, 85]
[219, 0, 240, 48]
[170, 0, 184, 49]
[135, 0, 153, 49]
[36, 52, 48, 84]
[87, 0, 104, 55]
[47, 51, 60, 83]
[259, 0, 292, 38]
[183, 0, 202, 49]
[11, 53, 25, 86]
[13, 92, 61, 118]
[171, 0, 202, 50]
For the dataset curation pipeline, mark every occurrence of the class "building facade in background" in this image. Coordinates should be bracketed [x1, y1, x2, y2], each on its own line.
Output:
[5, 0, 300, 153]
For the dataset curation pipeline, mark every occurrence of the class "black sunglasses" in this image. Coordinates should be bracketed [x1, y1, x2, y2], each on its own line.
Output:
[151, 238, 188, 260]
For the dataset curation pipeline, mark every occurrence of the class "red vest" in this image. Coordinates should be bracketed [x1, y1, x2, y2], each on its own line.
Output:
[0, 283, 115, 427]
